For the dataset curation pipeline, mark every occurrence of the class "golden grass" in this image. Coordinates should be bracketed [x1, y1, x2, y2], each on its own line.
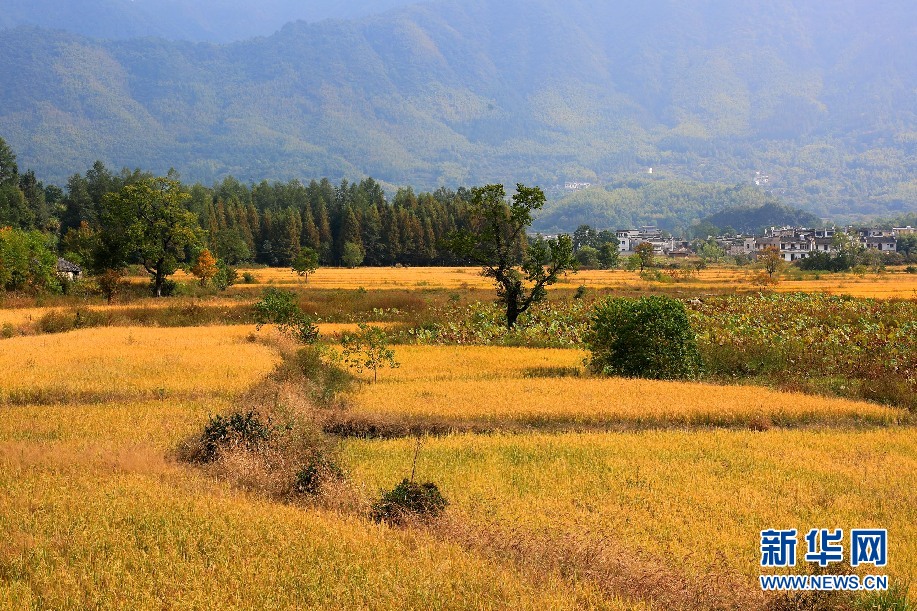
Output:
[0, 398, 630, 609]
[0, 326, 279, 403]
[345, 429, 917, 590]
[2, 322, 914, 607]
[1, 475, 621, 609]
[344, 346, 906, 430]
[198, 266, 917, 299]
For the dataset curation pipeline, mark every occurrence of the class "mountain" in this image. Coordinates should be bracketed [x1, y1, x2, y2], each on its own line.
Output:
[1, 0, 915, 228]
[0, 0, 418, 42]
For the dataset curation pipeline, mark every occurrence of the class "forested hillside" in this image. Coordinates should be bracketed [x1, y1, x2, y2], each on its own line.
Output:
[1, 0, 915, 225]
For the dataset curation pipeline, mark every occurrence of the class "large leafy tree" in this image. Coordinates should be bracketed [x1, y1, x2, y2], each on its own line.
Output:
[102, 177, 202, 296]
[447, 183, 576, 328]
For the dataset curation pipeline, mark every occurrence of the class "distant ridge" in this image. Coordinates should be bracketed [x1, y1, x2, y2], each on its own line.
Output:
[0, 0, 914, 226]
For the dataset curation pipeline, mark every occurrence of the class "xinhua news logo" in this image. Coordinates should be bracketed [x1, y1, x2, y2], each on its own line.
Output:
[759, 528, 889, 592]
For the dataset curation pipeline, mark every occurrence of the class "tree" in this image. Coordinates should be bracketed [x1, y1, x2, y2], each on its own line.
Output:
[96, 268, 124, 304]
[191, 249, 219, 286]
[633, 242, 655, 271]
[587, 295, 701, 380]
[214, 228, 251, 264]
[0, 227, 60, 293]
[598, 242, 619, 269]
[60, 221, 99, 268]
[102, 177, 202, 297]
[340, 323, 399, 383]
[897, 235, 917, 259]
[698, 240, 726, 263]
[252, 288, 318, 343]
[572, 224, 597, 251]
[446, 183, 576, 328]
[862, 248, 886, 274]
[0, 137, 18, 186]
[341, 241, 364, 268]
[575, 245, 601, 269]
[759, 245, 783, 279]
[292, 247, 319, 281]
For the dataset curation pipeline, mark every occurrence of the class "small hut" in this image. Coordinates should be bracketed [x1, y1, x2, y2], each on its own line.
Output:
[56, 258, 83, 281]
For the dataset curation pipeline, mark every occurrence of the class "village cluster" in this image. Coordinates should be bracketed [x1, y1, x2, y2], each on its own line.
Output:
[615, 225, 915, 262]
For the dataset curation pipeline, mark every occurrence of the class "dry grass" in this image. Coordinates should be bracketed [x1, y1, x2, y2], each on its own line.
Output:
[0, 326, 279, 404]
[341, 346, 907, 432]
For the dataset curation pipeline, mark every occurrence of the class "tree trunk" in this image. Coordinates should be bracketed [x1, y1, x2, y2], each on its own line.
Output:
[506, 301, 520, 329]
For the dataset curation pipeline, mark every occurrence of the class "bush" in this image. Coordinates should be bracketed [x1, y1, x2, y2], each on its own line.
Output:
[213, 261, 238, 291]
[196, 410, 270, 463]
[587, 295, 701, 379]
[253, 288, 319, 343]
[371, 479, 448, 525]
[292, 345, 356, 404]
[150, 278, 178, 297]
[295, 454, 345, 495]
[242, 271, 257, 283]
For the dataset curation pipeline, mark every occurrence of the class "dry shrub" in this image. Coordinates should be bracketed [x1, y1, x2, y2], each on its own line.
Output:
[178, 345, 351, 500]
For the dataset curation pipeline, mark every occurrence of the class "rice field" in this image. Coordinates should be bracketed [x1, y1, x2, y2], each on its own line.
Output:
[164, 265, 917, 299]
[344, 429, 917, 589]
[2, 272, 916, 608]
[0, 402, 615, 610]
[344, 345, 908, 430]
[0, 326, 279, 404]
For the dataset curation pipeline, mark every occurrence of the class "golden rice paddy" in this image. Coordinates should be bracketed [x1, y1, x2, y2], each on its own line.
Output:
[346, 345, 907, 429]
[2, 272, 916, 607]
[0, 326, 279, 403]
[167, 265, 917, 298]
[345, 429, 917, 586]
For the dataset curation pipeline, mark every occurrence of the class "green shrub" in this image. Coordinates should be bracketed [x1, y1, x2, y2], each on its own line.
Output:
[587, 295, 701, 379]
[292, 346, 356, 404]
[213, 261, 238, 291]
[196, 410, 270, 463]
[253, 288, 319, 343]
[371, 479, 448, 525]
[242, 271, 256, 284]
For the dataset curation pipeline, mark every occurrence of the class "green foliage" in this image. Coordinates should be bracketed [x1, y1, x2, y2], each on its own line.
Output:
[587, 296, 701, 380]
[212, 260, 238, 291]
[575, 245, 600, 269]
[598, 242, 619, 269]
[196, 410, 270, 463]
[101, 177, 203, 297]
[0, 227, 60, 293]
[340, 323, 399, 382]
[291, 247, 319, 279]
[691, 293, 917, 410]
[447, 184, 576, 328]
[633, 242, 654, 271]
[694, 202, 821, 237]
[253, 288, 319, 344]
[340, 241, 364, 268]
[371, 479, 448, 525]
